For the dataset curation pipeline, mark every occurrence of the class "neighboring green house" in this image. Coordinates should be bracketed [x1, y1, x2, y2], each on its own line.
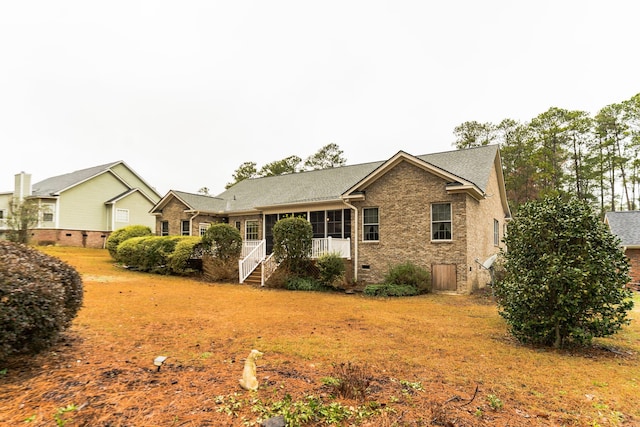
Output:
[0, 161, 161, 248]
[151, 145, 511, 293]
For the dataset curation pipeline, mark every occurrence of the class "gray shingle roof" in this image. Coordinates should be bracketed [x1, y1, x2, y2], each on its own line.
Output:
[170, 190, 227, 212]
[605, 211, 640, 246]
[31, 161, 122, 196]
[213, 145, 499, 213]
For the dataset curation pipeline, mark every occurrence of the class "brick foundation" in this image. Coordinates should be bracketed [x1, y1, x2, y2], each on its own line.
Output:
[30, 229, 110, 248]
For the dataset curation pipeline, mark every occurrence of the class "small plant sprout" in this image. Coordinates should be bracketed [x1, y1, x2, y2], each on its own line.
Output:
[53, 404, 78, 426]
[487, 394, 503, 411]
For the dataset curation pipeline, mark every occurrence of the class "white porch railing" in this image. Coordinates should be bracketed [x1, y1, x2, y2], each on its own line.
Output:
[312, 237, 351, 259]
[239, 237, 351, 284]
[239, 240, 266, 283]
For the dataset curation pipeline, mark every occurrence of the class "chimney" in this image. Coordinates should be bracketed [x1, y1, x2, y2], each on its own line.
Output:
[14, 172, 32, 201]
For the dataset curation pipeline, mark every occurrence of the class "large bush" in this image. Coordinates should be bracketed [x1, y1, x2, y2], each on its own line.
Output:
[272, 217, 313, 275]
[363, 262, 431, 297]
[201, 223, 242, 261]
[117, 236, 195, 274]
[383, 262, 431, 294]
[106, 225, 152, 259]
[0, 241, 83, 360]
[493, 196, 634, 348]
[317, 253, 346, 288]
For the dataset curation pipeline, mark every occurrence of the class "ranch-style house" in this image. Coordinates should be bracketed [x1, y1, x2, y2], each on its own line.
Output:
[151, 145, 511, 293]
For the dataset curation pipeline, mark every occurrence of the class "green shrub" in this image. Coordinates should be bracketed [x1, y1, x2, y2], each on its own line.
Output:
[201, 223, 242, 261]
[273, 217, 313, 275]
[363, 283, 419, 297]
[0, 241, 83, 360]
[116, 235, 184, 273]
[167, 237, 202, 275]
[317, 253, 345, 287]
[494, 196, 634, 348]
[106, 225, 152, 259]
[384, 262, 431, 293]
[115, 236, 147, 268]
[286, 276, 331, 292]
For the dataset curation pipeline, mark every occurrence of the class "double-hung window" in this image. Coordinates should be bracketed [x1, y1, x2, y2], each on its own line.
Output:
[115, 208, 129, 223]
[363, 207, 379, 241]
[161, 221, 169, 236]
[245, 220, 259, 240]
[431, 203, 452, 241]
[181, 220, 190, 236]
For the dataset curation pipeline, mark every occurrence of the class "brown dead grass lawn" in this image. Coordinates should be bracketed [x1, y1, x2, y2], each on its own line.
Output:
[1, 247, 638, 426]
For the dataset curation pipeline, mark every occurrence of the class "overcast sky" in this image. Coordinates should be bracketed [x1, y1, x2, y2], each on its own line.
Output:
[1, 1, 638, 196]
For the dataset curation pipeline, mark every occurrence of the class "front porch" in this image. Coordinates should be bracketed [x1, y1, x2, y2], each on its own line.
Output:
[239, 237, 351, 284]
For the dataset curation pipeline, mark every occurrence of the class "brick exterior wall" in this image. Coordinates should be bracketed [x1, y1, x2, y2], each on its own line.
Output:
[627, 248, 640, 285]
[228, 214, 263, 240]
[350, 160, 506, 293]
[154, 198, 223, 236]
[30, 228, 110, 248]
[463, 165, 507, 290]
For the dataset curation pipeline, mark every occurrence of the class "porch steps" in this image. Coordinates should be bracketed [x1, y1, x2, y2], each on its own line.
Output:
[243, 266, 262, 286]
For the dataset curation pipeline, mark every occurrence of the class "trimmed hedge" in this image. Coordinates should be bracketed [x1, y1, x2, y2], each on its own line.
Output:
[106, 225, 152, 259]
[0, 241, 83, 360]
[167, 237, 203, 275]
[116, 235, 202, 275]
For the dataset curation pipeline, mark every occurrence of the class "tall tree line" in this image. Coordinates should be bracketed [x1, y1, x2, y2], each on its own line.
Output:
[225, 143, 346, 189]
[453, 93, 640, 215]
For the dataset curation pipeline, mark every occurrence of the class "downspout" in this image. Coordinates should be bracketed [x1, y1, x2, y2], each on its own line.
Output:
[342, 199, 358, 282]
[189, 211, 200, 236]
[109, 202, 114, 232]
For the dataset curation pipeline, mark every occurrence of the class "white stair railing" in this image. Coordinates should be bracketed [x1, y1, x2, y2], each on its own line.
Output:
[239, 240, 266, 283]
[261, 253, 279, 287]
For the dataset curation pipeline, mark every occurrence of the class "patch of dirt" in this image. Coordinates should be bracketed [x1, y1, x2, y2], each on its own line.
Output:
[0, 332, 568, 426]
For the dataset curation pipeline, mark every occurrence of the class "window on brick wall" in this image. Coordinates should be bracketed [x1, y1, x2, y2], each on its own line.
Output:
[161, 221, 169, 236]
[363, 207, 379, 241]
[246, 220, 259, 240]
[431, 203, 452, 241]
[199, 223, 209, 236]
[181, 220, 190, 236]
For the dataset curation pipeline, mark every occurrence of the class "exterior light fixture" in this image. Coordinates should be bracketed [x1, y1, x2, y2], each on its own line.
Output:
[154, 356, 168, 371]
